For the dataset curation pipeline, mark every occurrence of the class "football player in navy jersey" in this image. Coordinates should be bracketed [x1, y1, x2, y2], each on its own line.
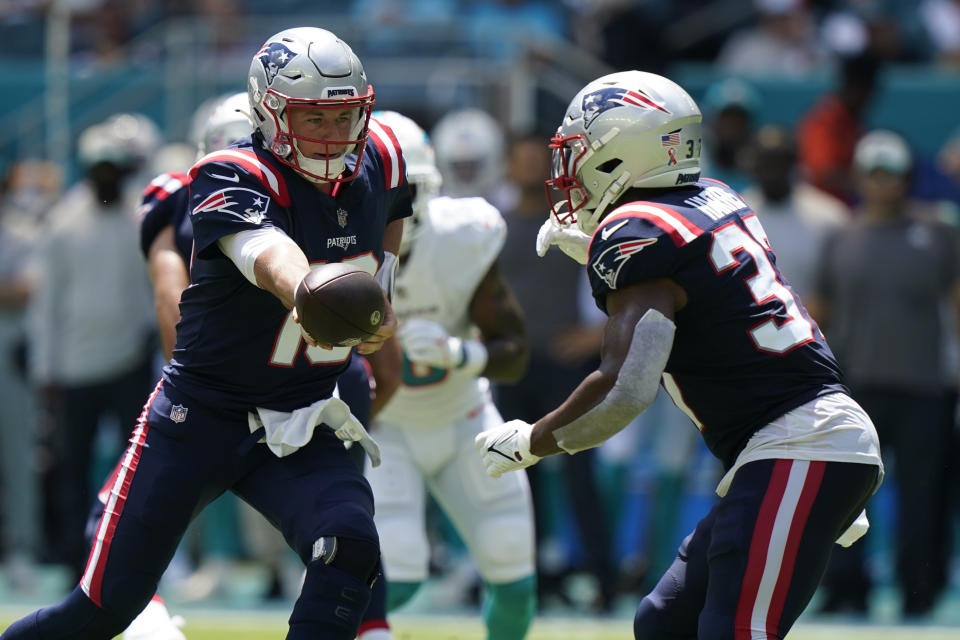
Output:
[2, 27, 407, 640]
[131, 91, 398, 640]
[476, 71, 884, 640]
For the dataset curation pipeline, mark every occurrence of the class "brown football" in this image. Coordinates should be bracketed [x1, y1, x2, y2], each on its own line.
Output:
[294, 263, 385, 347]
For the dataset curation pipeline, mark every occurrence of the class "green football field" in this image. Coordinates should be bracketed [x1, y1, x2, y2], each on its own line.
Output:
[4, 611, 960, 639]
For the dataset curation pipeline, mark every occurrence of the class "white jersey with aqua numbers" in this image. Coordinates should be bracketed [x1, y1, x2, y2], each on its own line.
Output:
[380, 196, 506, 428]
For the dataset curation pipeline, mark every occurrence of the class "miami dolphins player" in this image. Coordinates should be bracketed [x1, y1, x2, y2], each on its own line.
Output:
[2, 27, 407, 640]
[364, 111, 536, 640]
[476, 71, 884, 640]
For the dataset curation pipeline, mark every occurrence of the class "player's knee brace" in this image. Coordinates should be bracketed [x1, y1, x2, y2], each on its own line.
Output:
[288, 536, 380, 640]
[1, 585, 133, 640]
[483, 575, 536, 640]
[385, 580, 421, 611]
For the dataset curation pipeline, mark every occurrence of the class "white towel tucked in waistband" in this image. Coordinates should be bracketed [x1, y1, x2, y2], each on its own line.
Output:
[247, 395, 381, 466]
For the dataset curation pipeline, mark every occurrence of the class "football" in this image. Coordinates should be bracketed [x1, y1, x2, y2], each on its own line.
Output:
[294, 263, 386, 347]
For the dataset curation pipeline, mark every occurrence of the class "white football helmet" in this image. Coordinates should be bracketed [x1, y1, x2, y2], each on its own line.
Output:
[546, 71, 702, 234]
[431, 108, 504, 198]
[193, 92, 254, 158]
[247, 27, 375, 184]
[372, 110, 441, 256]
[78, 113, 161, 171]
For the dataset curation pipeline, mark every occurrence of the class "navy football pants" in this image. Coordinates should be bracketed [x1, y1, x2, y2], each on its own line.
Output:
[634, 458, 879, 640]
[2, 376, 378, 639]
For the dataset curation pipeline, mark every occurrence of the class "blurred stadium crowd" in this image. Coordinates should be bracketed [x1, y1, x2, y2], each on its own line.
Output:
[1, 0, 960, 628]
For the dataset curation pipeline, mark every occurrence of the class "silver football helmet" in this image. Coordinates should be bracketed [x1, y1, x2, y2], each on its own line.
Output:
[431, 108, 504, 198]
[546, 71, 702, 234]
[247, 27, 375, 183]
[192, 92, 255, 158]
[372, 110, 442, 256]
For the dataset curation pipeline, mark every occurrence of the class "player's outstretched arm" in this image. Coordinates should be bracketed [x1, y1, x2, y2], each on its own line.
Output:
[249, 236, 311, 310]
[146, 226, 189, 360]
[529, 278, 684, 456]
[469, 261, 528, 383]
[476, 278, 685, 477]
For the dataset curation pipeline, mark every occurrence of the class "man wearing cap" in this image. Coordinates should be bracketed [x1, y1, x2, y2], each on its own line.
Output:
[26, 118, 157, 582]
[807, 129, 958, 617]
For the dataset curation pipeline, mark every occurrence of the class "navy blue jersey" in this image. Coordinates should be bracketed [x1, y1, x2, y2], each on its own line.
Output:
[587, 178, 847, 468]
[166, 124, 410, 412]
[138, 172, 193, 263]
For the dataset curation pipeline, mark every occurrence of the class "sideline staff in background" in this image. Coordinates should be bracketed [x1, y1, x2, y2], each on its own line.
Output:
[810, 130, 957, 617]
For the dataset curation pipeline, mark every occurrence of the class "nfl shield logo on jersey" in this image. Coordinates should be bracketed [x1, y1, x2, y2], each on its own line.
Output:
[170, 404, 189, 424]
[337, 208, 349, 228]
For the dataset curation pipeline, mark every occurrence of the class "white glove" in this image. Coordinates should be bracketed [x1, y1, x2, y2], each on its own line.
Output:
[398, 318, 487, 374]
[319, 397, 382, 467]
[474, 419, 541, 478]
[535, 215, 591, 265]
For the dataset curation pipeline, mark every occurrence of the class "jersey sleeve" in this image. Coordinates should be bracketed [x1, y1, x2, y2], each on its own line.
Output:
[387, 181, 413, 224]
[137, 172, 190, 259]
[367, 117, 412, 223]
[187, 156, 288, 259]
[586, 209, 682, 312]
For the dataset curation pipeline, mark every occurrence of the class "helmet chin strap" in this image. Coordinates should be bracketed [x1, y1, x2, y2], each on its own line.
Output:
[581, 169, 631, 234]
[293, 139, 351, 183]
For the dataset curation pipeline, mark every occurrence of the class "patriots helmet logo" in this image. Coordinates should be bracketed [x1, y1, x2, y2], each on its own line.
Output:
[257, 42, 297, 86]
[581, 87, 670, 129]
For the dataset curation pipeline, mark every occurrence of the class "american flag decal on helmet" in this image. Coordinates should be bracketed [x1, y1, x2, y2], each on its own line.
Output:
[661, 130, 681, 146]
[582, 87, 670, 129]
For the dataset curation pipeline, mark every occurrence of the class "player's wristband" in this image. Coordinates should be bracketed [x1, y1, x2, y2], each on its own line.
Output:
[455, 338, 488, 376]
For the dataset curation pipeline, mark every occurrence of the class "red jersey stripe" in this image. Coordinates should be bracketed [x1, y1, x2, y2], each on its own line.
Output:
[368, 119, 404, 190]
[81, 380, 162, 605]
[765, 461, 825, 637]
[734, 459, 791, 639]
[190, 149, 291, 206]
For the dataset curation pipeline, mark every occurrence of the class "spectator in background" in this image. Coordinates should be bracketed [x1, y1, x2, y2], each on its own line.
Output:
[809, 130, 957, 617]
[700, 77, 760, 193]
[496, 132, 617, 612]
[796, 53, 881, 205]
[27, 115, 158, 581]
[740, 125, 850, 299]
[913, 126, 960, 216]
[432, 109, 506, 203]
[715, 0, 828, 76]
[820, 0, 926, 63]
[463, 0, 568, 60]
[920, 0, 960, 68]
[0, 160, 61, 591]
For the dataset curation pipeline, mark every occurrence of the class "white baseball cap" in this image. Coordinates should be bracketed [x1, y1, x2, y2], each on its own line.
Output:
[854, 129, 912, 174]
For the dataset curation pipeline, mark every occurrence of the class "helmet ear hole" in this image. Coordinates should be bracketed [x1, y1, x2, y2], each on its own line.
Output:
[596, 158, 622, 174]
